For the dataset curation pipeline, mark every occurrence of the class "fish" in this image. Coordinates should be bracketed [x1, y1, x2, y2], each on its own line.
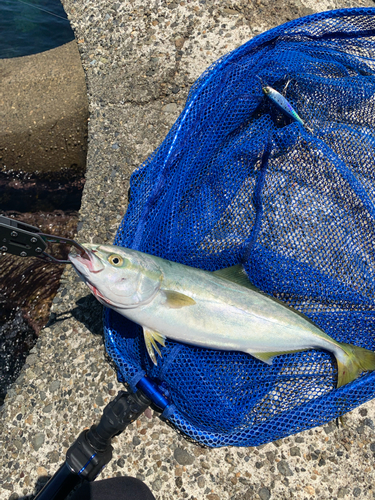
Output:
[69, 244, 375, 388]
[261, 81, 305, 127]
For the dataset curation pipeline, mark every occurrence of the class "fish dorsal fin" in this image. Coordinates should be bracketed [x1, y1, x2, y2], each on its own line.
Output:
[143, 328, 166, 365]
[163, 290, 196, 309]
[212, 265, 260, 292]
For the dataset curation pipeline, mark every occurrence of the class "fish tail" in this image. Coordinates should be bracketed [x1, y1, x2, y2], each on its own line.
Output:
[336, 343, 375, 388]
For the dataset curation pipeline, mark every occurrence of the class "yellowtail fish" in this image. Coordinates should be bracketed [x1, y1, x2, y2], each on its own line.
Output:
[69, 244, 375, 388]
[261, 82, 305, 127]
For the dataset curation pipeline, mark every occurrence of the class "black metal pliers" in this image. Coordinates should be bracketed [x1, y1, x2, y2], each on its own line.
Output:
[0, 215, 87, 264]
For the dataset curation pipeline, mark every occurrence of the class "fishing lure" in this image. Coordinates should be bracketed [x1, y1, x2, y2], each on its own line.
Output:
[260, 79, 305, 127]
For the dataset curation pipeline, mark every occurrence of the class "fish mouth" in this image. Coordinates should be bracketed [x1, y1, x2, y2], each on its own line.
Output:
[68, 247, 105, 274]
[69, 261, 118, 307]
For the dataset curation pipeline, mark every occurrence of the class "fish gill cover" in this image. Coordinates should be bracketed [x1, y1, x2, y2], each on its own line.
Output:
[104, 8, 375, 447]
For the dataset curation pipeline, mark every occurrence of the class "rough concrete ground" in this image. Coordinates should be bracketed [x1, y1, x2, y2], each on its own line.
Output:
[1, 1, 375, 499]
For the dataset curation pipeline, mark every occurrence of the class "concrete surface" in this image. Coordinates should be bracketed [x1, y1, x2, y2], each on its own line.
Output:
[1, 1, 375, 500]
[0, 41, 88, 175]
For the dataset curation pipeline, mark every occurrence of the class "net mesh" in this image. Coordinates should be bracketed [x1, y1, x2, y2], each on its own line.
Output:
[104, 8, 375, 447]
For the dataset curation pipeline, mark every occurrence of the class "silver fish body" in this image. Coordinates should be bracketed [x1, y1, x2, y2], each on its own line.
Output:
[69, 244, 375, 387]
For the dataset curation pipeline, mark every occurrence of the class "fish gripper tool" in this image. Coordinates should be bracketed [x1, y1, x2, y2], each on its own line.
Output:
[0, 214, 87, 264]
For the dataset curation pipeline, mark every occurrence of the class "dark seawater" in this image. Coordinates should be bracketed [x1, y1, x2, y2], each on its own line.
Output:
[0, 210, 81, 405]
[0, 0, 75, 58]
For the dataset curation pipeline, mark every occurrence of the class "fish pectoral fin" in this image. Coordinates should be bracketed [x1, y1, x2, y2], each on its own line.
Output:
[162, 290, 196, 309]
[143, 328, 166, 366]
[249, 349, 307, 365]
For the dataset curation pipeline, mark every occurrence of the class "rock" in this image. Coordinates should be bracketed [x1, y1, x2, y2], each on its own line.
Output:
[132, 436, 141, 446]
[198, 476, 205, 488]
[337, 487, 348, 498]
[290, 446, 301, 457]
[305, 485, 315, 495]
[353, 487, 361, 498]
[95, 394, 104, 406]
[277, 460, 293, 477]
[162, 103, 177, 113]
[152, 478, 163, 492]
[42, 404, 52, 413]
[26, 354, 38, 366]
[49, 380, 60, 393]
[13, 439, 23, 451]
[174, 37, 185, 49]
[323, 422, 336, 434]
[258, 487, 271, 500]
[31, 432, 45, 451]
[363, 417, 374, 429]
[222, 7, 238, 15]
[174, 447, 195, 466]
[47, 450, 60, 463]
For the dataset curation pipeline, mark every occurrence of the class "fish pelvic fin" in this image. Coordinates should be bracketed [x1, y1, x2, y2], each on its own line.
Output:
[336, 343, 375, 389]
[143, 328, 166, 366]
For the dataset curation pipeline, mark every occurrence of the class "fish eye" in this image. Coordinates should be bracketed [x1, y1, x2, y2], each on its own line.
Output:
[108, 254, 124, 266]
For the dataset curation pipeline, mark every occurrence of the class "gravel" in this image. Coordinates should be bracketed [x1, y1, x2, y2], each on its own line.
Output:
[1, 1, 375, 499]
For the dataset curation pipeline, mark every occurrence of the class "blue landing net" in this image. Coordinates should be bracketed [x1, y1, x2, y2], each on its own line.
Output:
[104, 8, 375, 447]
